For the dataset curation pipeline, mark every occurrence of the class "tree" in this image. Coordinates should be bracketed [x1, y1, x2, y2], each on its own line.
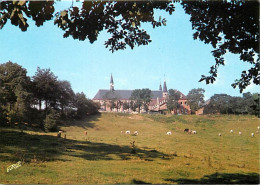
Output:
[228, 96, 243, 114]
[182, 1, 259, 92]
[129, 100, 137, 112]
[44, 109, 60, 132]
[0, 1, 174, 52]
[74, 92, 99, 118]
[187, 88, 205, 114]
[241, 92, 254, 114]
[32, 67, 58, 111]
[109, 99, 116, 111]
[123, 102, 130, 112]
[103, 90, 122, 112]
[0, 61, 31, 123]
[251, 93, 259, 117]
[56, 80, 75, 115]
[130, 88, 152, 113]
[167, 89, 181, 113]
[0, 1, 54, 31]
[203, 93, 259, 115]
[204, 94, 232, 114]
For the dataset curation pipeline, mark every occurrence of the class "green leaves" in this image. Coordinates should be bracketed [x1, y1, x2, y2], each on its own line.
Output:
[130, 88, 152, 112]
[183, 1, 259, 92]
[167, 89, 181, 111]
[187, 88, 205, 113]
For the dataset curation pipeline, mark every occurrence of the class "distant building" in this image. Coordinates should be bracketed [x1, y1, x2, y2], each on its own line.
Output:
[195, 99, 210, 115]
[93, 74, 191, 114]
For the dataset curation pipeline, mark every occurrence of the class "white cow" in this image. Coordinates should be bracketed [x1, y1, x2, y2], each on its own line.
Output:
[230, 130, 233, 133]
[251, 133, 254, 137]
[125, 130, 131, 134]
[239, 131, 242, 136]
[134, 131, 138, 135]
[166, 131, 172, 135]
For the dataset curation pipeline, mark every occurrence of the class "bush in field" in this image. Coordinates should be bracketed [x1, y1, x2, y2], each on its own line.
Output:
[44, 110, 60, 132]
[74, 92, 99, 119]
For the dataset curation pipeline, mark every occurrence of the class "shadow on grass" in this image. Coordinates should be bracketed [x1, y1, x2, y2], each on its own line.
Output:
[61, 113, 101, 130]
[0, 128, 170, 163]
[165, 172, 260, 184]
[67, 139, 169, 161]
[0, 130, 68, 163]
[131, 179, 151, 184]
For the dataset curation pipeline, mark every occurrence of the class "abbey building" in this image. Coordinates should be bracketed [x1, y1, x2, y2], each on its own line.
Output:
[93, 74, 191, 114]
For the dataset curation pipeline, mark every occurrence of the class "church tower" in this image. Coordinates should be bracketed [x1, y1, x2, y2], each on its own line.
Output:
[159, 82, 162, 91]
[162, 80, 168, 98]
[110, 74, 114, 91]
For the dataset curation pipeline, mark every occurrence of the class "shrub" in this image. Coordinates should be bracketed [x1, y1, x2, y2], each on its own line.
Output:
[44, 110, 60, 132]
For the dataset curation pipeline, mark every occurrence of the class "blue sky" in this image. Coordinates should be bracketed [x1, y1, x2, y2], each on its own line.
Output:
[0, 2, 259, 100]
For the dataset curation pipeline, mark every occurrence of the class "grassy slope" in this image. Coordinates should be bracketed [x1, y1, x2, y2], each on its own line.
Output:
[0, 113, 259, 184]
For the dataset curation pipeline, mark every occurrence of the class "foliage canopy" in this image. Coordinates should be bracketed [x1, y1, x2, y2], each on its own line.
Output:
[0, 0, 258, 92]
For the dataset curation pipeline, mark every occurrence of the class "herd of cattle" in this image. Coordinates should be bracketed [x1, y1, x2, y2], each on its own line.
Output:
[57, 126, 260, 139]
[120, 126, 260, 137]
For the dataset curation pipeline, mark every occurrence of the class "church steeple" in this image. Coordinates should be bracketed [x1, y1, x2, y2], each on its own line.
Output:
[163, 81, 167, 92]
[162, 80, 168, 98]
[110, 74, 114, 91]
[159, 82, 162, 91]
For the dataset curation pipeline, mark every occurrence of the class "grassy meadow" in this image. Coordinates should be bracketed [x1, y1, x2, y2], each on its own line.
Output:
[0, 113, 259, 184]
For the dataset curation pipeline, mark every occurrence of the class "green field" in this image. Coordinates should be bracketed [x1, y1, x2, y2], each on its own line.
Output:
[0, 113, 259, 184]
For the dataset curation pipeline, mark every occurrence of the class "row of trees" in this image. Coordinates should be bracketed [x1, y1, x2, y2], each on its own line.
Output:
[102, 89, 153, 112]
[0, 61, 99, 131]
[186, 88, 259, 116]
[105, 87, 259, 116]
[103, 88, 186, 113]
[204, 93, 259, 115]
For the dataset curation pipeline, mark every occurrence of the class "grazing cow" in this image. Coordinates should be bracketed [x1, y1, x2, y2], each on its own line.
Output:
[256, 130, 259, 134]
[134, 131, 138, 135]
[166, 131, 172, 135]
[84, 130, 87, 136]
[230, 130, 233, 133]
[126, 130, 131, 134]
[218, 133, 222, 136]
[192, 130, 197, 134]
[184, 128, 189, 132]
[57, 132, 61, 137]
[258, 126, 260, 130]
[251, 133, 254, 137]
[121, 131, 123, 134]
[239, 131, 242, 135]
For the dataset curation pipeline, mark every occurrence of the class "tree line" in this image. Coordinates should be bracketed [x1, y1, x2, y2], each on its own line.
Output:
[103, 87, 259, 116]
[186, 88, 258, 116]
[0, 61, 99, 131]
[204, 93, 259, 116]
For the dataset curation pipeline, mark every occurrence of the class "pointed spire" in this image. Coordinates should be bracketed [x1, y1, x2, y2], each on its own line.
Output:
[110, 73, 114, 84]
[110, 73, 114, 91]
[159, 82, 162, 91]
[163, 80, 167, 92]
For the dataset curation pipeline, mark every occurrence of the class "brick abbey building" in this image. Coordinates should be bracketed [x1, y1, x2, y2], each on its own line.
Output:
[93, 74, 191, 114]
